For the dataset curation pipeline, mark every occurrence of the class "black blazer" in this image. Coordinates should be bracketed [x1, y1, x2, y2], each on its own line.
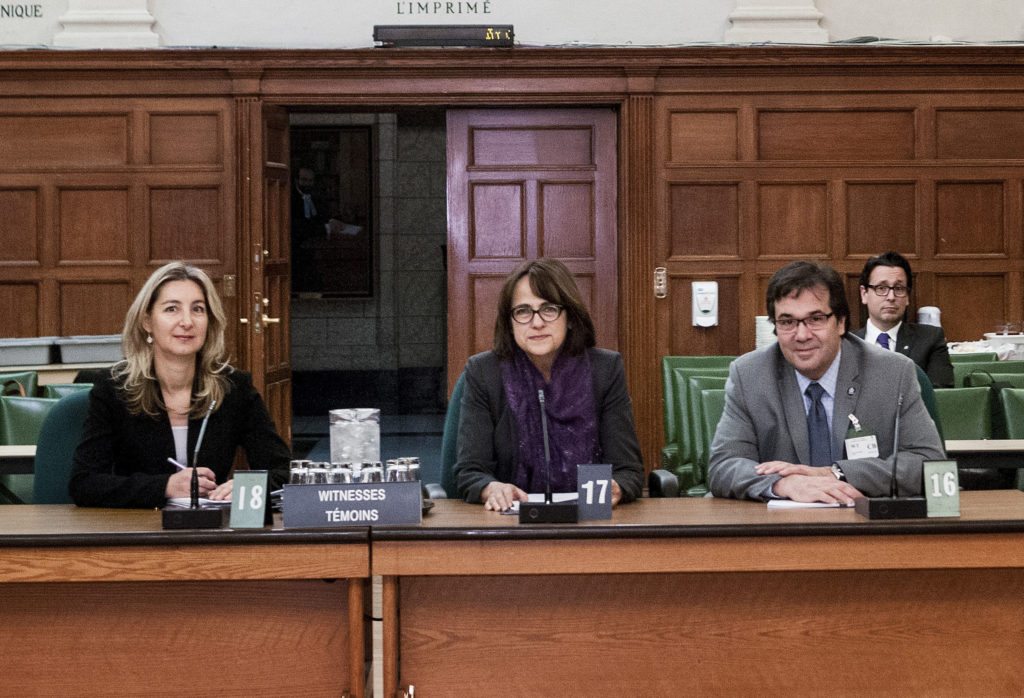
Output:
[70, 369, 290, 508]
[454, 348, 644, 504]
[853, 322, 954, 388]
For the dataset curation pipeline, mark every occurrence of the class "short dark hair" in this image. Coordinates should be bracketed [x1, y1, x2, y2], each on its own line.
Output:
[766, 260, 849, 336]
[859, 251, 913, 290]
[493, 258, 596, 359]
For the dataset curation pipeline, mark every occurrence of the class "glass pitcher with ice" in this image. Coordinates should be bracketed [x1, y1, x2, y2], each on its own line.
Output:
[329, 408, 381, 464]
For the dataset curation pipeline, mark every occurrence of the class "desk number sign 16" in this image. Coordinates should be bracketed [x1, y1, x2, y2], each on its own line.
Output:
[923, 460, 960, 518]
[231, 470, 269, 528]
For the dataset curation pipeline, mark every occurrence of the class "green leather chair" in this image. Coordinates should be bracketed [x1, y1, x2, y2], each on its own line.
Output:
[0, 396, 59, 445]
[949, 352, 999, 363]
[933, 387, 992, 440]
[32, 391, 91, 504]
[685, 376, 727, 496]
[963, 372, 1024, 390]
[914, 364, 944, 442]
[42, 383, 93, 400]
[661, 356, 735, 472]
[1002, 388, 1024, 440]
[0, 371, 39, 398]
[425, 372, 466, 500]
[662, 363, 732, 492]
[953, 360, 1024, 388]
[697, 387, 727, 490]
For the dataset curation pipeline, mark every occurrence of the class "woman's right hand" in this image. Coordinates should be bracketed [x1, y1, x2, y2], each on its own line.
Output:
[480, 481, 528, 512]
[164, 467, 217, 499]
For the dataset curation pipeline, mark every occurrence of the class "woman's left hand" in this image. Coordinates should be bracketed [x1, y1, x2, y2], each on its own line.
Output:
[208, 478, 233, 501]
[611, 479, 622, 507]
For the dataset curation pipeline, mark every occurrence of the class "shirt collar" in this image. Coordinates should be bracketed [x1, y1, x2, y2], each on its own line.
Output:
[864, 318, 901, 346]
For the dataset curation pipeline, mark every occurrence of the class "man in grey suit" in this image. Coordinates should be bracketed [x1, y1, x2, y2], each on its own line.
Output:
[852, 251, 954, 388]
[708, 261, 945, 504]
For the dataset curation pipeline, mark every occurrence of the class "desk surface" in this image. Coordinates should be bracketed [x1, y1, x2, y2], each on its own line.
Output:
[946, 438, 1024, 453]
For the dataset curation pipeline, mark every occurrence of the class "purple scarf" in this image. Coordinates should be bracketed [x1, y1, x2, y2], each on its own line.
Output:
[501, 348, 600, 493]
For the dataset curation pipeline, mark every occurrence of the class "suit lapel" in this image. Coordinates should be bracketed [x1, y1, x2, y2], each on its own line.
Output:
[832, 338, 862, 460]
[776, 354, 811, 465]
[896, 323, 913, 356]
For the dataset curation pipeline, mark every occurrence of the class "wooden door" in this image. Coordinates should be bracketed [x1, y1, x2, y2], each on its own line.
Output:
[446, 108, 619, 392]
[243, 103, 292, 441]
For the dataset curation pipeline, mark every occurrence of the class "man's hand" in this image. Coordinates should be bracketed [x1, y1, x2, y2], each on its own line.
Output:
[771, 470, 862, 506]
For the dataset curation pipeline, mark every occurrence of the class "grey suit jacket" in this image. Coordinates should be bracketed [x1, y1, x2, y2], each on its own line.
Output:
[454, 348, 644, 504]
[853, 322, 954, 388]
[708, 333, 945, 501]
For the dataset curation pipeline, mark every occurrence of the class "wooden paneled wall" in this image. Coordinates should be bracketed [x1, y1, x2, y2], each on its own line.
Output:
[655, 92, 1024, 357]
[0, 97, 237, 347]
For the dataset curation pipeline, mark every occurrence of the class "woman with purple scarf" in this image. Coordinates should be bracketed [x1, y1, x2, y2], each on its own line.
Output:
[454, 258, 644, 511]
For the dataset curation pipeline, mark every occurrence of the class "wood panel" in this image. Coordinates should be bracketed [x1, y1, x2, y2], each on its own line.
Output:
[667, 183, 740, 259]
[447, 108, 618, 393]
[149, 186, 223, 262]
[59, 281, 131, 335]
[758, 110, 915, 161]
[148, 113, 221, 165]
[936, 109, 1024, 160]
[757, 182, 828, 257]
[58, 187, 130, 262]
[846, 182, 917, 256]
[0, 283, 39, 336]
[0, 114, 127, 167]
[668, 111, 738, 162]
[0, 188, 39, 262]
[935, 273, 1007, 342]
[935, 181, 1005, 256]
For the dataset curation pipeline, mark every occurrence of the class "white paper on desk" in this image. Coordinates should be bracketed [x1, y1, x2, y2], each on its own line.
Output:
[506, 492, 578, 514]
[167, 497, 232, 508]
[767, 499, 851, 509]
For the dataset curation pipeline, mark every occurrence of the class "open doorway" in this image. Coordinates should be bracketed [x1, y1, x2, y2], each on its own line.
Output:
[288, 109, 448, 484]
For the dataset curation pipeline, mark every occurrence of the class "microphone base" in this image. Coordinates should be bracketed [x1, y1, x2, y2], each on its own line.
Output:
[162, 506, 226, 530]
[519, 502, 578, 524]
[854, 496, 928, 520]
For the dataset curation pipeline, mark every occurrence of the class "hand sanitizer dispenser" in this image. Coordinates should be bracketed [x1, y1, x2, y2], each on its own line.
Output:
[692, 281, 718, 327]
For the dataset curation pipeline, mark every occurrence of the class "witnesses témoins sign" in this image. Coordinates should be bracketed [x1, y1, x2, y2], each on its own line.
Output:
[395, 1, 492, 14]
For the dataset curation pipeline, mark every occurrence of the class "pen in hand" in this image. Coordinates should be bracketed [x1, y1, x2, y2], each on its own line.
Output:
[168, 457, 187, 471]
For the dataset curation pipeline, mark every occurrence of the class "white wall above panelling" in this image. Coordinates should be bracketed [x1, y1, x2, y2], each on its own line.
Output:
[0, 0, 1020, 49]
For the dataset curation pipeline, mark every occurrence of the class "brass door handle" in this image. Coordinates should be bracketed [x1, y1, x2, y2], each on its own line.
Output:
[261, 314, 280, 325]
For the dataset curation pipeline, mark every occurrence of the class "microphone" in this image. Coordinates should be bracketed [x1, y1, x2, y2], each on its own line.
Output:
[190, 400, 216, 509]
[854, 393, 927, 519]
[519, 388, 578, 524]
[163, 399, 226, 530]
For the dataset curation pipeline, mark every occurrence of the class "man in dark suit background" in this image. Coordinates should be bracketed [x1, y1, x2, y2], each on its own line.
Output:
[291, 167, 348, 293]
[852, 251, 954, 388]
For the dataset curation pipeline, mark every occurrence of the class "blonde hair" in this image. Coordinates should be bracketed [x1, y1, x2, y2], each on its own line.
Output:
[114, 261, 230, 418]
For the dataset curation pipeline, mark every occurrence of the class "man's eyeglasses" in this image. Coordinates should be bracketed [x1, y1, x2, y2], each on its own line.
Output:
[864, 284, 909, 298]
[771, 312, 835, 333]
[511, 303, 564, 325]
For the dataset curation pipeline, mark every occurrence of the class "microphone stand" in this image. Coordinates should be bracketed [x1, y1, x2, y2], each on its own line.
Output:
[854, 394, 928, 519]
[519, 389, 578, 524]
[163, 400, 226, 529]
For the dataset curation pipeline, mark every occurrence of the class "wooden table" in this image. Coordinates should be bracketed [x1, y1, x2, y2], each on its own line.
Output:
[375, 492, 1024, 697]
[0, 506, 369, 696]
[0, 444, 34, 475]
[946, 439, 1024, 476]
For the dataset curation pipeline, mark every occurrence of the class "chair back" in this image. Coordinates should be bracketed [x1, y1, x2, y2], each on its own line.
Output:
[0, 371, 39, 397]
[661, 362, 732, 491]
[659, 354, 733, 462]
[43, 383, 93, 400]
[963, 371, 1024, 390]
[933, 387, 992, 440]
[438, 372, 467, 499]
[950, 352, 999, 363]
[914, 364, 944, 442]
[0, 395, 59, 445]
[32, 390, 91, 504]
[698, 388, 727, 490]
[686, 375, 727, 495]
[1001, 388, 1024, 439]
[953, 360, 1024, 387]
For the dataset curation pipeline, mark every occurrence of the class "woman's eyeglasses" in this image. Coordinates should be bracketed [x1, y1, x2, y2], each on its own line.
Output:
[511, 303, 564, 324]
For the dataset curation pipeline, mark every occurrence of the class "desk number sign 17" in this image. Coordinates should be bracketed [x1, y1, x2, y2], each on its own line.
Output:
[923, 460, 960, 518]
[231, 470, 269, 528]
[577, 464, 613, 520]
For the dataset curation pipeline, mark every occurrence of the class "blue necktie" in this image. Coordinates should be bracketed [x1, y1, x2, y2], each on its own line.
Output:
[806, 382, 832, 466]
[877, 332, 890, 350]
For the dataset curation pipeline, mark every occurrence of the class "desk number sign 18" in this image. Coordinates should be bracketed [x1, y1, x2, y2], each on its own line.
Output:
[231, 471, 269, 528]
[923, 460, 960, 518]
[577, 464, 613, 520]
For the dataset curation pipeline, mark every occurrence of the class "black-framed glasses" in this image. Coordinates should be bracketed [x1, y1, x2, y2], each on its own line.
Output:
[771, 312, 835, 333]
[864, 284, 909, 298]
[511, 303, 564, 325]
